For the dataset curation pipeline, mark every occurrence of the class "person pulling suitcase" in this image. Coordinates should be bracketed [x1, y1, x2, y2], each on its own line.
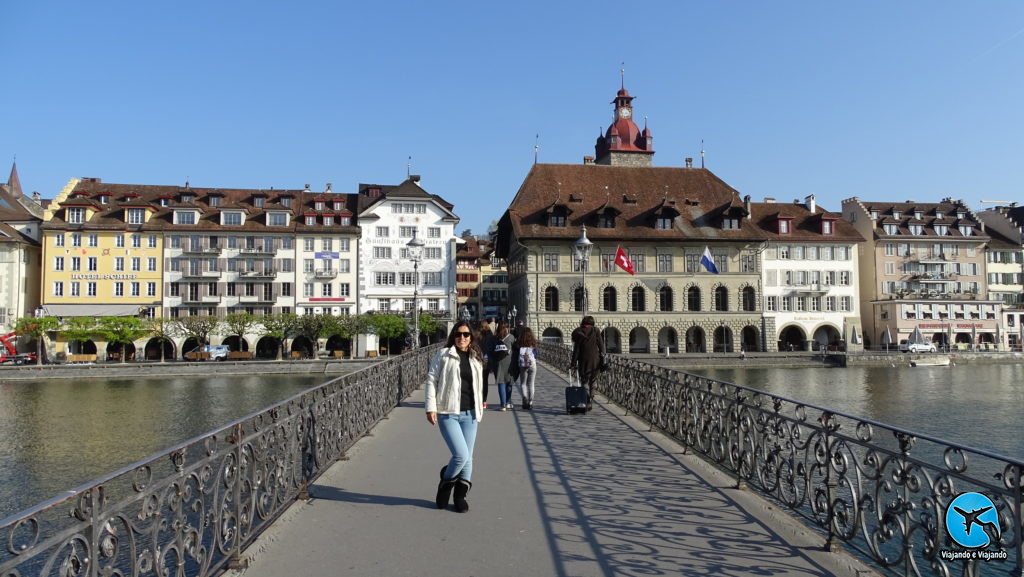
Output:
[568, 315, 605, 412]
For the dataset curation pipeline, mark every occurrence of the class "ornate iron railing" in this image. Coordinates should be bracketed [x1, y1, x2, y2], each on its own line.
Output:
[0, 345, 439, 577]
[540, 343, 1023, 577]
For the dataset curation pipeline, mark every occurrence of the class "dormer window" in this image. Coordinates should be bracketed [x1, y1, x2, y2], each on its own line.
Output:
[892, 210, 901, 219]
[549, 214, 566, 227]
[870, 210, 879, 219]
[305, 215, 316, 226]
[957, 211, 966, 220]
[340, 216, 351, 226]
[253, 197, 265, 208]
[67, 207, 86, 224]
[883, 224, 898, 235]
[598, 214, 615, 229]
[722, 217, 740, 230]
[221, 211, 243, 226]
[655, 217, 673, 230]
[99, 196, 109, 205]
[934, 224, 949, 236]
[959, 225, 973, 236]
[778, 218, 793, 234]
[935, 210, 944, 219]
[126, 208, 146, 225]
[181, 194, 193, 203]
[209, 196, 221, 207]
[333, 201, 343, 211]
[821, 219, 835, 235]
[323, 215, 334, 226]
[174, 211, 197, 225]
[280, 197, 291, 208]
[909, 224, 923, 235]
[267, 212, 289, 227]
[915, 211, 922, 220]
[315, 200, 325, 211]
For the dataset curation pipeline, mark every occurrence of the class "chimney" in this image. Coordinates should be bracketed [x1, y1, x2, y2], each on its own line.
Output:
[764, 197, 776, 203]
[410, 174, 421, 183]
[744, 195, 751, 218]
[583, 155, 595, 165]
[325, 183, 332, 192]
[805, 194, 816, 214]
[304, 184, 311, 191]
[685, 157, 693, 168]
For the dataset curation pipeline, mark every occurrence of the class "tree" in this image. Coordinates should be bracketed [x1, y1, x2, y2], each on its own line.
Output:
[259, 313, 299, 361]
[146, 316, 178, 363]
[61, 317, 99, 355]
[366, 314, 406, 355]
[416, 313, 441, 347]
[327, 314, 365, 355]
[173, 315, 221, 350]
[97, 316, 151, 363]
[223, 311, 258, 351]
[295, 314, 333, 357]
[14, 316, 59, 365]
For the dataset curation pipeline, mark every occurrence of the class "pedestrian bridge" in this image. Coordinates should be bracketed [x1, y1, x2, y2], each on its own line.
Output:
[1, 346, 1020, 577]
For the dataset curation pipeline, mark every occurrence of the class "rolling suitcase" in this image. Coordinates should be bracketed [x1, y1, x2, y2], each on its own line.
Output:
[565, 370, 589, 414]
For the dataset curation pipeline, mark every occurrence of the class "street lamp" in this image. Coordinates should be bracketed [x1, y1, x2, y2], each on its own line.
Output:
[573, 225, 593, 315]
[407, 231, 425, 349]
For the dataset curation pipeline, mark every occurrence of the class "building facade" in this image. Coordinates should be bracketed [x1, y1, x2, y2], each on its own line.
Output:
[0, 163, 44, 336]
[977, 204, 1024, 350]
[497, 85, 772, 353]
[842, 197, 1000, 350]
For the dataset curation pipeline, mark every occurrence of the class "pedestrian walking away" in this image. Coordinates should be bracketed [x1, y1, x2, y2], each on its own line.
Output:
[516, 327, 538, 410]
[476, 321, 493, 406]
[569, 315, 605, 412]
[487, 322, 516, 411]
[424, 321, 485, 513]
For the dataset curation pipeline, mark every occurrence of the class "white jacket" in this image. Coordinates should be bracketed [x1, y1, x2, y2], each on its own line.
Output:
[424, 346, 485, 422]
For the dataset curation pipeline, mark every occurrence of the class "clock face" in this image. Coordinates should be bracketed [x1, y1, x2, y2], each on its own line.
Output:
[619, 107, 632, 119]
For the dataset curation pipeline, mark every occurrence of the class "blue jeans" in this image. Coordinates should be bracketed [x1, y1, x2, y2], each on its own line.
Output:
[437, 411, 478, 482]
[495, 375, 513, 406]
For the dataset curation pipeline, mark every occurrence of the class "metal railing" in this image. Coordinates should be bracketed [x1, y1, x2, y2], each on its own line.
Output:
[539, 343, 1023, 577]
[0, 345, 439, 577]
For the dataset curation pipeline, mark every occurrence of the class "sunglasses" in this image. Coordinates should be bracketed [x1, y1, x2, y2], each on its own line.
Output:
[454, 332, 472, 337]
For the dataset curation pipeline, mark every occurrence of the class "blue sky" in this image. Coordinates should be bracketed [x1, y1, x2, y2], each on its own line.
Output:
[5, 1, 1023, 235]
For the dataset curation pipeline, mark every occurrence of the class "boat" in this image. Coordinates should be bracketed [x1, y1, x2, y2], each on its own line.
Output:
[910, 356, 951, 367]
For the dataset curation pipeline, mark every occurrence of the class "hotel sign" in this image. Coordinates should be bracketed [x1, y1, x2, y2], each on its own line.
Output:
[71, 274, 140, 280]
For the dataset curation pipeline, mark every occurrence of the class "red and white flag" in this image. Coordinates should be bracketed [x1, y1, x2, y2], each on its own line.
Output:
[614, 245, 635, 275]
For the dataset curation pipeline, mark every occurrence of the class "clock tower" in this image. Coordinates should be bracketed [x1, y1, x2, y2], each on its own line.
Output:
[595, 86, 655, 166]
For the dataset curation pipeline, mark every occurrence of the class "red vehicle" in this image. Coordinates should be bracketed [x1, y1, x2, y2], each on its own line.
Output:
[0, 332, 37, 365]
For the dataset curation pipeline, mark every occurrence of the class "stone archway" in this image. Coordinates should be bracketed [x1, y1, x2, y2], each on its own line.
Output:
[713, 326, 733, 353]
[105, 341, 137, 362]
[685, 326, 706, 353]
[181, 337, 203, 360]
[603, 327, 622, 354]
[256, 336, 282, 359]
[222, 335, 249, 352]
[290, 336, 315, 359]
[541, 327, 564, 344]
[144, 338, 175, 361]
[325, 334, 352, 356]
[657, 326, 678, 353]
[741, 325, 760, 352]
[628, 327, 650, 353]
[811, 324, 842, 351]
[779, 325, 807, 351]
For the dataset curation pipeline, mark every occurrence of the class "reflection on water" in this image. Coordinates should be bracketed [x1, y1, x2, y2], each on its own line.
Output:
[0, 374, 324, 519]
[690, 364, 1024, 461]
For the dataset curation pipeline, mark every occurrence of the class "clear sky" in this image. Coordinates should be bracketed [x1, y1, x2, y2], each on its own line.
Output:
[4, 1, 1023, 235]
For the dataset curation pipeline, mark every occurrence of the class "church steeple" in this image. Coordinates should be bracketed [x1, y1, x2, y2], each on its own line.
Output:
[594, 86, 654, 166]
[7, 161, 23, 197]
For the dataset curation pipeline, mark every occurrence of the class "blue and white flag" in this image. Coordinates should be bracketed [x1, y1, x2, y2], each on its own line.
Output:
[700, 246, 719, 274]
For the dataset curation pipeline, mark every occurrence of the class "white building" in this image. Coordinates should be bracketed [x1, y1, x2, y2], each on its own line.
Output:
[355, 177, 460, 350]
[294, 185, 360, 317]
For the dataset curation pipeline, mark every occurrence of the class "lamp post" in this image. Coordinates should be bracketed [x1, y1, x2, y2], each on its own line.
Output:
[573, 225, 593, 315]
[407, 232, 425, 349]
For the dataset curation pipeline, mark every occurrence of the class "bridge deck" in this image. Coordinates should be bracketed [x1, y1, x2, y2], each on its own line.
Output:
[229, 363, 873, 577]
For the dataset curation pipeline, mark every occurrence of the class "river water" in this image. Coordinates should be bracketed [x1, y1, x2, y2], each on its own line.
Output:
[1, 364, 1022, 520]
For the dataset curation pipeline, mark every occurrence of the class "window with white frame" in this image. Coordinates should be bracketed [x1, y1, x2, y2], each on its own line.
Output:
[67, 207, 85, 223]
[54, 256, 65, 271]
[175, 211, 197, 225]
[127, 208, 145, 224]
[376, 226, 389, 238]
[113, 282, 124, 297]
[88, 257, 97, 271]
[425, 247, 441, 259]
[373, 247, 392, 259]
[303, 283, 314, 298]
[131, 234, 141, 248]
[322, 238, 333, 251]
[55, 233, 65, 247]
[71, 233, 82, 247]
[428, 227, 441, 238]
[376, 272, 396, 285]
[114, 257, 125, 271]
[53, 281, 64, 296]
[87, 282, 97, 297]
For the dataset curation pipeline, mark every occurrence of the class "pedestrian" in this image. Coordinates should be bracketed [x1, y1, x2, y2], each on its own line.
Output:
[569, 315, 605, 412]
[476, 322, 493, 407]
[488, 323, 516, 410]
[424, 321, 485, 513]
[516, 327, 538, 410]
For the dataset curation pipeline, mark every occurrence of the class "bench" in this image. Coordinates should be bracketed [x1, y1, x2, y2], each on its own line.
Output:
[67, 354, 97, 363]
[185, 352, 211, 361]
[228, 351, 253, 360]
[290, 351, 304, 360]
[367, 350, 378, 358]
[332, 350, 346, 358]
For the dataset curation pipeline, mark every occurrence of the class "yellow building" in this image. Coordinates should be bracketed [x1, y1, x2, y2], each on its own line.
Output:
[41, 178, 164, 354]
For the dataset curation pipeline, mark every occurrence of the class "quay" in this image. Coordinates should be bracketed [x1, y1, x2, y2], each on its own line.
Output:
[227, 361, 871, 577]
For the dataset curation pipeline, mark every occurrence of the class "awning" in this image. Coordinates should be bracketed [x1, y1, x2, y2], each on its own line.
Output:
[41, 303, 150, 317]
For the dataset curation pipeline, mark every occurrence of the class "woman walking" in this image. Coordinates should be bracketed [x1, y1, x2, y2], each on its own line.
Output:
[489, 323, 516, 410]
[425, 321, 485, 513]
[516, 327, 538, 410]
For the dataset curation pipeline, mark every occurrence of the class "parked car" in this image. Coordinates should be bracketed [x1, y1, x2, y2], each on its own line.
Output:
[185, 345, 230, 361]
[898, 340, 936, 353]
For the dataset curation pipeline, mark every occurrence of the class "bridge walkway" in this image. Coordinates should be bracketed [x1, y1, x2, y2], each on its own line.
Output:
[229, 362, 874, 577]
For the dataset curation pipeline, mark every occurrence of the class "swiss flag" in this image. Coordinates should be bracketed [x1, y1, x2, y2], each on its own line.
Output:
[614, 245, 635, 275]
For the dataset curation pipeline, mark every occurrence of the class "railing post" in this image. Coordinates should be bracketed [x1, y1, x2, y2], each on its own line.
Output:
[226, 422, 246, 570]
[823, 416, 838, 552]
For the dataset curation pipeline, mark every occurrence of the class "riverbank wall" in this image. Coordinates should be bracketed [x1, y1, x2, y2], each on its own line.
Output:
[632, 350, 1024, 370]
[0, 358, 382, 381]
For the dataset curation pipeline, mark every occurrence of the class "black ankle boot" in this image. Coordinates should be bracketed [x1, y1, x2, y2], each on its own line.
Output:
[452, 478, 472, 513]
[435, 466, 456, 509]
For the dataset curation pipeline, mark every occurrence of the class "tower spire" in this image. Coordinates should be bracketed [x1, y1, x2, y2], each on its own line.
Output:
[534, 134, 540, 164]
[620, 62, 625, 90]
[7, 159, 23, 197]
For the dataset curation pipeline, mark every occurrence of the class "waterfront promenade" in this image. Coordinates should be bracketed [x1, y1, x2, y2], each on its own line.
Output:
[228, 362, 874, 577]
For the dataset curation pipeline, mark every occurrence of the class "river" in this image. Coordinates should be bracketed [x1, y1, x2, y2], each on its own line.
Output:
[1, 364, 1021, 520]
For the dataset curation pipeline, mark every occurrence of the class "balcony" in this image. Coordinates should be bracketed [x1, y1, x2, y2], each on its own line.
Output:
[237, 269, 277, 279]
[314, 269, 339, 278]
[182, 294, 222, 304]
[239, 247, 275, 256]
[181, 246, 223, 255]
[238, 294, 277, 303]
[179, 270, 223, 280]
[787, 283, 829, 296]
